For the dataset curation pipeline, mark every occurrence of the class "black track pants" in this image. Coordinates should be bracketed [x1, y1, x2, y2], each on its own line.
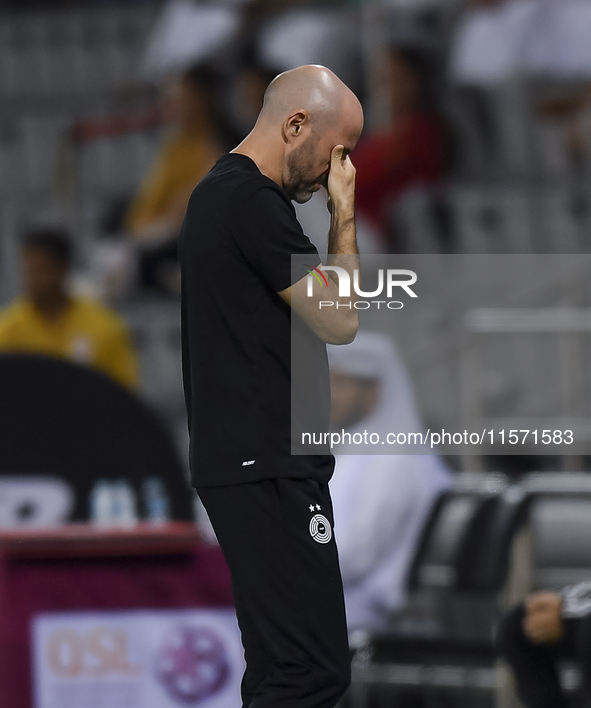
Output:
[197, 477, 351, 708]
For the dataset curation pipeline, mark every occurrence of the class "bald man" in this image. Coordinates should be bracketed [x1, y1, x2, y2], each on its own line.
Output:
[179, 65, 363, 708]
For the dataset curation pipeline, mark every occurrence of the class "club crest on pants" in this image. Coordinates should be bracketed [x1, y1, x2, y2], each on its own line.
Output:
[309, 514, 332, 544]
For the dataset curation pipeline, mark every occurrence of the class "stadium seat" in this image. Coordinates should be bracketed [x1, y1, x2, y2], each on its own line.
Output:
[349, 473, 531, 708]
[499, 472, 591, 701]
[390, 187, 452, 254]
[523, 473, 591, 592]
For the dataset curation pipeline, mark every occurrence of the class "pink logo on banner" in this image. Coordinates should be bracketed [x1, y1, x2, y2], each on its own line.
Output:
[153, 625, 230, 703]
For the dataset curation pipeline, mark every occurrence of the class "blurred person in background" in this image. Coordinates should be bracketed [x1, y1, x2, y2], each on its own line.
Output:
[0, 228, 139, 390]
[328, 332, 451, 632]
[452, 0, 591, 173]
[353, 47, 447, 246]
[227, 60, 280, 141]
[498, 583, 591, 708]
[125, 63, 229, 295]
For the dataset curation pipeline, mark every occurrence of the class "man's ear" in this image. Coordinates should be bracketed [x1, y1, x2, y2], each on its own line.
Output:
[282, 111, 308, 143]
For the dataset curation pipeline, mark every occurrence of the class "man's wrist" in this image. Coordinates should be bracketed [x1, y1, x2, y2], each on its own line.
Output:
[331, 202, 355, 223]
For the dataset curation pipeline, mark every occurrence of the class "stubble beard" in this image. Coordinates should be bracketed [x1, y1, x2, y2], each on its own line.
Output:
[284, 136, 320, 204]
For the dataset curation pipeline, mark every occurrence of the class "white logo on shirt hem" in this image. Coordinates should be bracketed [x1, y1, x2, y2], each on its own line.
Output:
[241, 460, 256, 466]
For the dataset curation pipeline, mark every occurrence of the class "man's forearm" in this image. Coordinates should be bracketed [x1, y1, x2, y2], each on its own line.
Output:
[325, 207, 359, 344]
[327, 207, 359, 292]
[328, 204, 357, 255]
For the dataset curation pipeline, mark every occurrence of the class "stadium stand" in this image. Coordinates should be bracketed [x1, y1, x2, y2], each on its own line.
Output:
[348, 472, 591, 708]
[0, 3, 163, 302]
[3, 2, 591, 706]
[348, 473, 523, 708]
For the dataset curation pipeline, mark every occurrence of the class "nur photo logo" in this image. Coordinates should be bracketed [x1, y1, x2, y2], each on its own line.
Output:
[303, 264, 419, 310]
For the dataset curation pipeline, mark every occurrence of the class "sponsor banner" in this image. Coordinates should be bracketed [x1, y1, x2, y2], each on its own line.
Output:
[32, 608, 244, 708]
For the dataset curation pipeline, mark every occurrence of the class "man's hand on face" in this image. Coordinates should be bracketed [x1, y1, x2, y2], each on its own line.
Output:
[523, 592, 564, 644]
[327, 145, 356, 218]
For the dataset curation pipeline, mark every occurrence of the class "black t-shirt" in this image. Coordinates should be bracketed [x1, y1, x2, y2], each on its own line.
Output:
[180, 153, 334, 487]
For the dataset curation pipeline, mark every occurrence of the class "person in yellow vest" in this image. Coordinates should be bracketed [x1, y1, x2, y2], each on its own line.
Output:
[125, 63, 228, 294]
[0, 228, 139, 390]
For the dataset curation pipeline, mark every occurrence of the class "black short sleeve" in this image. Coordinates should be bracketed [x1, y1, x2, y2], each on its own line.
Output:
[231, 184, 321, 293]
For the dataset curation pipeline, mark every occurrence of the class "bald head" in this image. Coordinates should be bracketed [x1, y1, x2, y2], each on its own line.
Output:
[259, 65, 362, 134]
[232, 65, 363, 204]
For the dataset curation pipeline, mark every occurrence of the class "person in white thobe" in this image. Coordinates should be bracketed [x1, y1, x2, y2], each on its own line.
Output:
[328, 332, 451, 632]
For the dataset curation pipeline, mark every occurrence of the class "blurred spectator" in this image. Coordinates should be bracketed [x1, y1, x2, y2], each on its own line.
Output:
[258, 6, 362, 93]
[0, 228, 139, 390]
[227, 62, 279, 140]
[536, 88, 591, 170]
[125, 63, 228, 294]
[452, 0, 591, 85]
[498, 583, 591, 708]
[450, 0, 537, 87]
[353, 47, 446, 243]
[328, 332, 451, 632]
[141, 0, 239, 83]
